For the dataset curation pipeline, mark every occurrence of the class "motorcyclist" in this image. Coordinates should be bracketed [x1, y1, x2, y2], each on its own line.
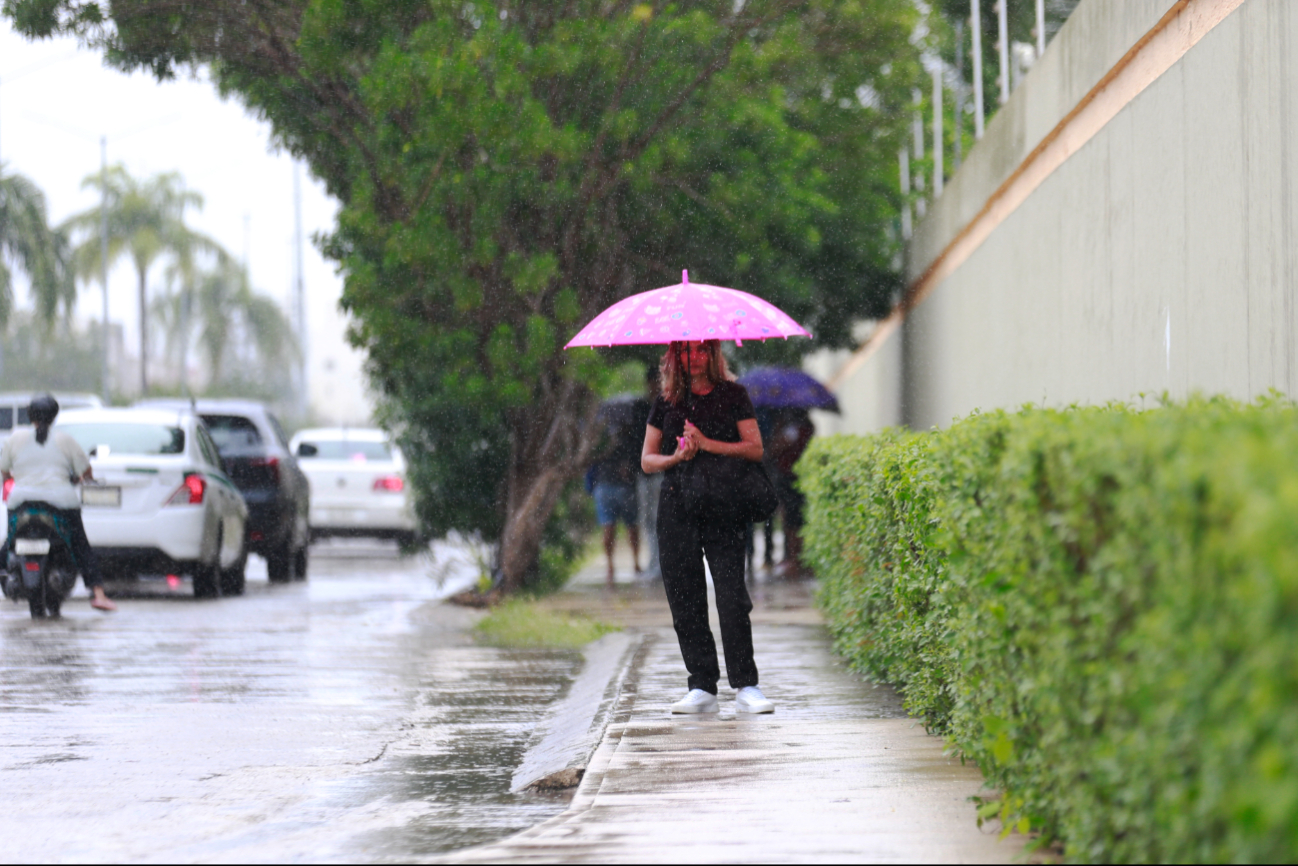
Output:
[0, 393, 116, 612]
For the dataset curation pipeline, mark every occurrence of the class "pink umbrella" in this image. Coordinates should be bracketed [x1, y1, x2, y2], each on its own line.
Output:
[564, 270, 811, 349]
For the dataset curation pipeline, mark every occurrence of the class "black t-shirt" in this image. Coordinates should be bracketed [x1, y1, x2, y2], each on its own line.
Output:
[646, 381, 756, 482]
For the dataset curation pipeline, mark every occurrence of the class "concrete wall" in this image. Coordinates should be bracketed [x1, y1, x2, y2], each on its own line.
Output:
[826, 0, 1298, 432]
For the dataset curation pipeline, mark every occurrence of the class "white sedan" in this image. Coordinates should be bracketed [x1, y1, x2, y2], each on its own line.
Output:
[56, 408, 250, 597]
[288, 427, 417, 545]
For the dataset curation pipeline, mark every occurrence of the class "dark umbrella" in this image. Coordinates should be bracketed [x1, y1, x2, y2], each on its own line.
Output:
[737, 367, 839, 412]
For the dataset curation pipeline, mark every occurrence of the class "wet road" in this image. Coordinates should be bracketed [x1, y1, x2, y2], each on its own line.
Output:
[0, 540, 581, 863]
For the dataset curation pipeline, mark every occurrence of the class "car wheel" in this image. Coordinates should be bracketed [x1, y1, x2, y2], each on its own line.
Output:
[267, 542, 293, 583]
[293, 545, 308, 581]
[192, 560, 221, 598]
[220, 548, 248, 596]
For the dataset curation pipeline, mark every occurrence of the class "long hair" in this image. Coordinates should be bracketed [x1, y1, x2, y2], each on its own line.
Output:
[659, 340, 732, 406]
[28, 394, 58, 445]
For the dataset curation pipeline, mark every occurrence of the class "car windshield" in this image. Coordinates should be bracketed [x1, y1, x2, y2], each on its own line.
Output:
[202, 415, 263, 453]
[61, 423, 185, 456]
[300, 440, 394, 461]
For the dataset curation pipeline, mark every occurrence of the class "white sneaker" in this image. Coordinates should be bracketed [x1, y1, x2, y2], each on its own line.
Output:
[670, 689, 720, 714]
[735, 686, 775, 714]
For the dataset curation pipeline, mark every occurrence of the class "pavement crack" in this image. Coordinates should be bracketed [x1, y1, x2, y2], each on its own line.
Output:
[354, 741, 391, 766]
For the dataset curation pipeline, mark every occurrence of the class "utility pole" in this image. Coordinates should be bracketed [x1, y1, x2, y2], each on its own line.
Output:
[971, 0, 985, 139]
[293, 163, 308, 418]
[100, 136, 111, 403]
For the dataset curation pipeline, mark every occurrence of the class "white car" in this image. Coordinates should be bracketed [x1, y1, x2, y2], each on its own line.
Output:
[0, 392, 102, 444]
[288, 428, 416, 545]
[55, 408, 250, 597]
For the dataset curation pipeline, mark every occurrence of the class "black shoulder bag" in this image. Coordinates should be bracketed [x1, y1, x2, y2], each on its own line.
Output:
[680, 451, 780, 525]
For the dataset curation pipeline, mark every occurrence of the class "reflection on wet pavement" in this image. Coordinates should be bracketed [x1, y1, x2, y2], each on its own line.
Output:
[0, 539, 580, 863]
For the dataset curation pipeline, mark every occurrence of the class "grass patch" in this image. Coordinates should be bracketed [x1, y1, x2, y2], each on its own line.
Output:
[474, 598, 620, 649]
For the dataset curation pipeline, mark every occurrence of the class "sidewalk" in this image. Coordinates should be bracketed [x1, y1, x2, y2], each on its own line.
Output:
[444, 544, 1024, 863]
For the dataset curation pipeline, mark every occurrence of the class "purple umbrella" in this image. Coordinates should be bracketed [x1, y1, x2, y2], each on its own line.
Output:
[737, 367, 839, 412]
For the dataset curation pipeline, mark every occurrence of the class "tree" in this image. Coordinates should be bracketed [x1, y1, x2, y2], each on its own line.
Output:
[152, 257, 299, 394]
[62, 165, 219, 394]
[7, 0, 928, 594]
[0, 166, 73, 328]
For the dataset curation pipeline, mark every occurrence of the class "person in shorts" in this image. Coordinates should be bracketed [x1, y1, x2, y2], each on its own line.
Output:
[590, 397, 649, 584]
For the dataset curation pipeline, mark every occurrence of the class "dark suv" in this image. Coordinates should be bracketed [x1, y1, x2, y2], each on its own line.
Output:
[136, 399, 310, 582]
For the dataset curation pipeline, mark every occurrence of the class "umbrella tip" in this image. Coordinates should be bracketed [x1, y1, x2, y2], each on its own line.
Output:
[682, 269, 689, 285]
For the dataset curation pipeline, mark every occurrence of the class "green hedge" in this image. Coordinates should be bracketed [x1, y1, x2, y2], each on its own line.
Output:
[801, 399, 1298, 863]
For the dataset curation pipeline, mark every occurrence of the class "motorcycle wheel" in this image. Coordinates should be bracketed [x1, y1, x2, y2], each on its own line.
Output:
[28, 585, 45, 619]
[293, 545, 308, 581]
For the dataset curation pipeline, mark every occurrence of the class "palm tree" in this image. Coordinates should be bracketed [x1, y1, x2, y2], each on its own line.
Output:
[63, 166, 222, 394]
[0, 166, 74, 328]
[153, 257, 298, 392]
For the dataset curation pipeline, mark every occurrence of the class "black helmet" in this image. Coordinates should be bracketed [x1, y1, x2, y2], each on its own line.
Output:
[27, 393, 59, 426]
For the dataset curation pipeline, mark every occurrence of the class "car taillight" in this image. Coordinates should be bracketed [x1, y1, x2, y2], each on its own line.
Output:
[250, 456, 280, 484]
[2, 478, 12, 502]
[373, 476, 404, 493]
[166, 474, 206, 506]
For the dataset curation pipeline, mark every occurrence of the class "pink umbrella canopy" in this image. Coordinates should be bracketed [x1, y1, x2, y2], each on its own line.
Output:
[565, 271, 811, 349]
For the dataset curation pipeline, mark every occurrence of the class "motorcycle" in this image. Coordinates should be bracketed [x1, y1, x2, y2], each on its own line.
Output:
[4, 503, 79, 619]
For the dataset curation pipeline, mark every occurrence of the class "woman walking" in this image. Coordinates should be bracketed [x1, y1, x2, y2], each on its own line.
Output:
[0, 393, 116, 612]
[641, 340, 774, 714]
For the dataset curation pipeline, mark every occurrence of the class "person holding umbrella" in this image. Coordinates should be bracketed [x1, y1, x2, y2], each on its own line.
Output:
[640, 340, 774, 714]
[566, 271, 810, 714]
[737, 367, 838, 577]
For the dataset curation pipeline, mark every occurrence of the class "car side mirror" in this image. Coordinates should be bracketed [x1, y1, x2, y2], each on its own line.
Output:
[297, 443, 318, 458]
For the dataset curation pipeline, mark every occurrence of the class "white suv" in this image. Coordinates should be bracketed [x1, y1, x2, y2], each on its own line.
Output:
[288, 428, 417, 545]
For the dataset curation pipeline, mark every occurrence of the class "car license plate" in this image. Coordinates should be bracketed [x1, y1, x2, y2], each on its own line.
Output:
[82, 486, 121, 507]
[14, 538, 50, 555]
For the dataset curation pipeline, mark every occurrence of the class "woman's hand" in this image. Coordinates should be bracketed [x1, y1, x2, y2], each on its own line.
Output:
[683, 421, 709, 453]
[673, 433, 699, 464]
[682, 419, 764, 463]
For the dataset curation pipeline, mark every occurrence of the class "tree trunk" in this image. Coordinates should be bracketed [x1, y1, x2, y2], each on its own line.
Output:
[496, 378, 602, 594]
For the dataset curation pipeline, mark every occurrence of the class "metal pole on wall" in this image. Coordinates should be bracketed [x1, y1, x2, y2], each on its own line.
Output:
[911, 99, 926, 218]
[971, 0, 985, 139]
[100, 135, 110, 403]
[954, 20, 965, 169]
[997, 0, 1011, 104]
[899, 149, 912, 240]
[932, 69, 944, 197]
[1035, 0, 1047, 57]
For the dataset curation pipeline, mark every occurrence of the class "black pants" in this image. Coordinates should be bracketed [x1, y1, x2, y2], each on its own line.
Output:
[6, 505, 104, 590]
[658, 489, 758, 694]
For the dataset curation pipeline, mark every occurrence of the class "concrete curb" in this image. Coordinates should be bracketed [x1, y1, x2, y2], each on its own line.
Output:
[509, 630, 647, 793]
[438, 632, 656, 864]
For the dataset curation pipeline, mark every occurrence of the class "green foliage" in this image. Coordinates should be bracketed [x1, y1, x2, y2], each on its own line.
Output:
[474, 597, 618, 649]
[801, 399, 1298, 863]
[0, 167, 73, 327]
[152, 257, 299, 398]
[62, 164, 226, 393]
[5, 0, 931, 589]
[0, 311, 104, 391]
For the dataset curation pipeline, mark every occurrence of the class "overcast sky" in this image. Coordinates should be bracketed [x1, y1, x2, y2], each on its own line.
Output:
[0, 20, 368, 418]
